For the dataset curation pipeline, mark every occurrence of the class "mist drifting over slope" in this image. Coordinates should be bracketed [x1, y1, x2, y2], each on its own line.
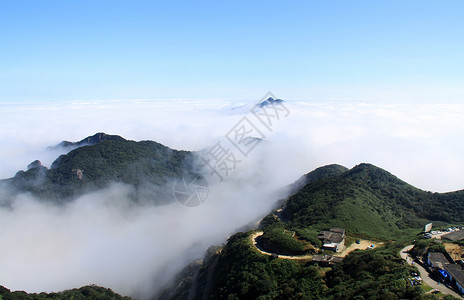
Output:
[0, 98, 464, 298]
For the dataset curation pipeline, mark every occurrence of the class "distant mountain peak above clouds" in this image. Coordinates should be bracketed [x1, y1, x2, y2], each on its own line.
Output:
[227, 97, 285, 114]
[50, 132, 125, 150]
[258, 97, 284, 108]
[6, 133, 191, 203]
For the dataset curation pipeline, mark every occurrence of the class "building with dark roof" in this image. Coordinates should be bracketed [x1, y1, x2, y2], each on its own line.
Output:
[427, 251, 464, 295]
[318, 228, 345, 252]
[329, 228, 346, 234]
[442, 230, 464, 242]
[311, 254, 343, 266]
[427, 252, 452, 269]
[444, 264, 464, 295]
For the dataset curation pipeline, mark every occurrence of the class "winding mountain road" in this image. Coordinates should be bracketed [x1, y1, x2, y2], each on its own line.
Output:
[250, 231, 380, 261]
[250, 231, 313, 260]
[400, 245, 463, 299]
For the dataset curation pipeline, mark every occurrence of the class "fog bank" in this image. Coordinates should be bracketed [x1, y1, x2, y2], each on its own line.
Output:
[0, 98, 463, 298]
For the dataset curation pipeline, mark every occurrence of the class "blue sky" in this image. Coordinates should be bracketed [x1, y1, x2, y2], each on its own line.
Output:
[1, 0, 463, 102]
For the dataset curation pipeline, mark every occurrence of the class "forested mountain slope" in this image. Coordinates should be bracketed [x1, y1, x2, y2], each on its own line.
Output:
[1, 133, 194, 203]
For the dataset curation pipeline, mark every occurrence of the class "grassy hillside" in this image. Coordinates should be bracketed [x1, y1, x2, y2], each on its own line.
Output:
[288, 164, 349, 194]
[198, 164, 464, 299]
[282, 163, 464, 240]
[160, 163, 464, 299]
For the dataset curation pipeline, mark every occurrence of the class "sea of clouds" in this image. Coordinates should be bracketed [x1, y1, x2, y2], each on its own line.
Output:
[0, 97, 463, 298]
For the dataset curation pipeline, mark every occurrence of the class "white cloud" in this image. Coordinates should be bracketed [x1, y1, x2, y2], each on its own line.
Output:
[0, 98, 463, 298]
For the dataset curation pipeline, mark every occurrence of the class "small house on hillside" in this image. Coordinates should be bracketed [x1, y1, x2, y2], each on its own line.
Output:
[427, 252, 451, 270]
[318, 228, 345, 252]
[442, 230, 464, 242]
[427, 252, 464, 296]
[444, 264, 464, 295]
[311, 254, 343, 266]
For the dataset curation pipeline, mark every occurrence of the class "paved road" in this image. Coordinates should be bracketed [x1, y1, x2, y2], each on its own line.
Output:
[400, 245, 463, 299]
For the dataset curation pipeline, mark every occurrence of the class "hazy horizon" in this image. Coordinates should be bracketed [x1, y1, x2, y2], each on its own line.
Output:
[1, 97, 463, 192]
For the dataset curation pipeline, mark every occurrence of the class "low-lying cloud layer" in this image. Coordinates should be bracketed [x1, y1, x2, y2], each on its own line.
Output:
[0, 179, 283, 298]
[0, 141, 293, 298]
[0, 98, 463, 298]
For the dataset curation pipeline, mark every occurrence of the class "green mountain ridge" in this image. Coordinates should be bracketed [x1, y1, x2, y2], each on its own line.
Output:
[162, 163, 464, 300]
[283, 163, 464, 240]
[50, 132, 126, 150]
[2, 136, 464, 299]
[288, 164, 349, 194]
[1, 133, 194, 204]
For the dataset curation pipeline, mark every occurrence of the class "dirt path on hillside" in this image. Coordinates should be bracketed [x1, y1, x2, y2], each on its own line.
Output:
[250, 231, 313, 260]
[250, 231, 381, 260]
